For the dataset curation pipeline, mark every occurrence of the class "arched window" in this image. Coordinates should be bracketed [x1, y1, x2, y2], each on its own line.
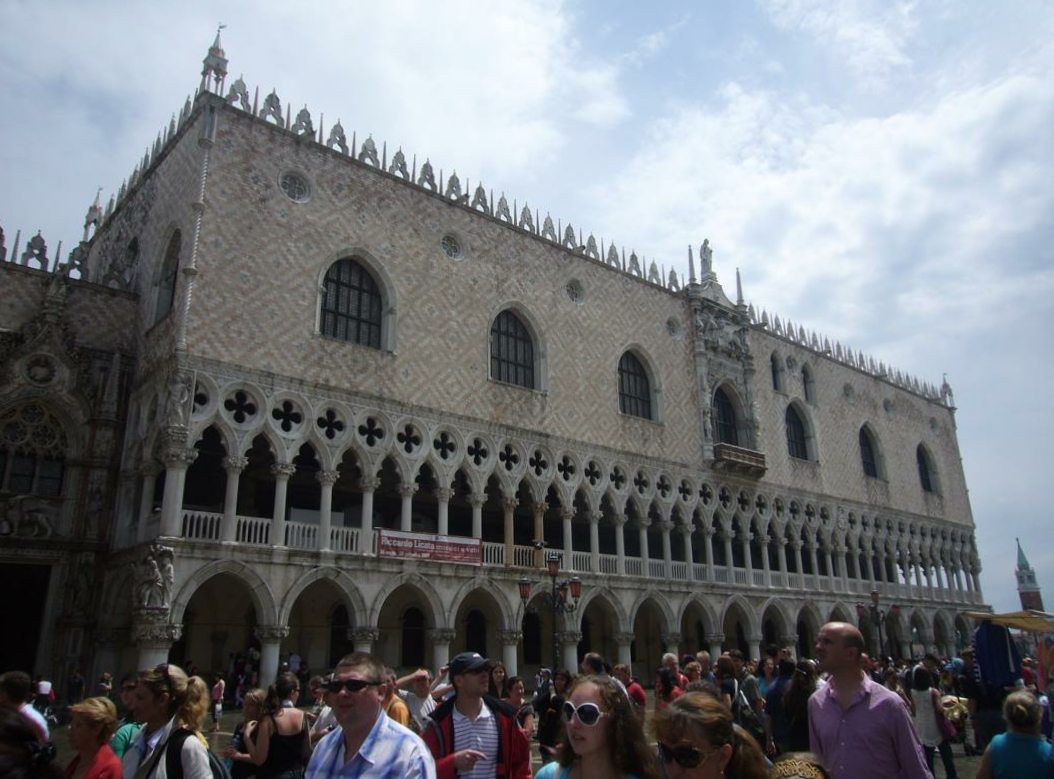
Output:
[860, 427, 879, 478]
[802, 364, 815, 403]
[771, 353, 784, 392]
[0, 403, 68, 497]
[154, 230, 181, 324]
[320, 258, 383, 349]
[618, 352, 652, 419]
[917, 445, 936, 493]
[785, 405, 808, 460]
[713, 387, 738, 445]
[490, 310, 535, 389]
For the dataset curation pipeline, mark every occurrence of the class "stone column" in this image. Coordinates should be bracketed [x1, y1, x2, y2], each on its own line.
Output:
[777, 537, 789, 580]
[588, 512, 601, 573]
[561, 631, 582, 673]
[703, 527, 715, 582]
[792, 539, 806, 589]
[561, 508, 575, 570]
[660, 520, 674, 578]
[934, 557, 945, 590]
[681, 523, 695, 583]
[498, 630, 522, 677]
[137, 463, 161, 543]
[614, 514, 627, 575]
[436, 487, 453, 536]
[779, 633, 799, 659]
[270, 463, 295, 546]
[616, 632, 634, 668]
[160, 446, 197, 537]
[835, 546, 849, 588]
[317, 470, 339, 552]
[742, 527, 754, 582]
[469, 494, 485, 539]
[707, 632, 725, 661]
[747, 635, 763, 663]
[358, 476, 379, 554]
[760, 531, 771, 585]
[132, 607, 182, 670]
[255, 625, 290, 686]
[662, 632, 682, 654]
[399, 483, 417, 532]
[808, 543, 820, 583]
[351, 628, 379, 655]
[429, 629, 456, 673]
[823, 548, 835, 585]
[638, 518, 651, 572]
[862, 548, 874, 583]
[221, 455, 247, 543]
[503, 498, 518, 566]
[533, 502, 549, 568]
[723, 530, 735, 581]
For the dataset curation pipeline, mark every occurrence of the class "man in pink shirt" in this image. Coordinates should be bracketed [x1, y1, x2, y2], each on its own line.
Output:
[809, 622, 933, 779]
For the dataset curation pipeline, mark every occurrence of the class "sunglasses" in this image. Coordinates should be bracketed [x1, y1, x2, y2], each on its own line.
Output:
[562, 701, 607, 727]
[657, 742, 712, 769]
[324, 679, 382, 694]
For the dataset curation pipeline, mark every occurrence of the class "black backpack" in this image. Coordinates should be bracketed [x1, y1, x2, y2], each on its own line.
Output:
[732, 680, 768, 746]
[165, 728, 233, 779]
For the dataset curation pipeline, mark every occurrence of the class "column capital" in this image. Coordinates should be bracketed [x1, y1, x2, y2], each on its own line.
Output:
[351, 627, 380, 644]
[468, 493, 487, 508]
[637, 517, 652, 530]
[497, 630, 523, 644]
[705, 632, 726, 644]
[131, 622, 183, 647]
[317, 469, 340, 486]
[615, 632, 636, 645]
[660, 520, 675, 533]
[270, 462, 296, 479]
[612, 514, 629, 527]
[359, 475, 381, 492]
[223, 455, 249, 473]
[502, 497, 519, 512]
[661, 632, 682, 645]
[140, 461, 163, 477]
[586, 511, 601, 526]
[435, 487, 454, 503]
[398, 483, 419, 498]
[559, 630, 583, 645]
[429, 628, 456, 644]
[532, 501, 549, 518]
[778, 633, 799, 648]
[560, 506, 576, 521]
[254, 624, 290, 642]
[163, 447, 198, 469]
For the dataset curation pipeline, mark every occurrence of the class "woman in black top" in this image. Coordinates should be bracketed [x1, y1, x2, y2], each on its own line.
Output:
[783, 660, 817, 753]
[245, 673, 310, 779]
[535, 669, 571, 762]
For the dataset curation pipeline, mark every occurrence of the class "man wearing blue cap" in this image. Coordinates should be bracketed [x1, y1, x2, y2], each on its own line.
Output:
[421, 652, 531, 779]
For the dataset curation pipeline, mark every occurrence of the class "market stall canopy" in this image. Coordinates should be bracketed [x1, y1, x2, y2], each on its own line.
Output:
[964, 610, 1054, 633]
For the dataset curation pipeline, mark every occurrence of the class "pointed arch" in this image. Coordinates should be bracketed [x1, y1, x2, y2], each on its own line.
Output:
[170, 559, 278, 626]
[277, 566, 369, 626]
[628, 589, 676, 633]
[448, 575, 517, 630]
[368, 571, 446, 629]
[617, 345, 663, 422]
[489, 302, 548, 391]
[576, 586, 630, 633]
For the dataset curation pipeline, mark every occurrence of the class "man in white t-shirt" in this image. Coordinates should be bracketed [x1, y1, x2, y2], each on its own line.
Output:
[395, 669, 438, 733]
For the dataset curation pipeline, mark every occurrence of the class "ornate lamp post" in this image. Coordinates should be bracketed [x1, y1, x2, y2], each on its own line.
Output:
[856, 589, 900, 659]
[519, 551, 583, 669]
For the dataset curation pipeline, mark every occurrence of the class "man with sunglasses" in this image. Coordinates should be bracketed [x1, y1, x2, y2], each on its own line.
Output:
[421, 652, 531, 779]
[306, 652, 436, 779]
[809, 622, 932, 779]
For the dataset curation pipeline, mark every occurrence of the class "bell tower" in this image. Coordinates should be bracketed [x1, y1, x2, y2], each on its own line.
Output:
[1016, 538, 1045, 611]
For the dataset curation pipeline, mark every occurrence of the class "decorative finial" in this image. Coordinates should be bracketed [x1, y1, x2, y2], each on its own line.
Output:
[736, 267, 744, 305]
[688, 245, 696, 284]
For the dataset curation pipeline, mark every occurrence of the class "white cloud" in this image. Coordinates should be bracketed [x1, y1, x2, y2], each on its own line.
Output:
[758, 0, 918, 87]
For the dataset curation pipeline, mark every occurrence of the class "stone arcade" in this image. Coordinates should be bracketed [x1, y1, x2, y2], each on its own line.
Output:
[0, 33, 985, 686]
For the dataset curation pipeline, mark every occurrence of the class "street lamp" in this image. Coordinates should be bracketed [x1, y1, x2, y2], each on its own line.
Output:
[519, 551, 583, 670]
[856, 589, 900, 659]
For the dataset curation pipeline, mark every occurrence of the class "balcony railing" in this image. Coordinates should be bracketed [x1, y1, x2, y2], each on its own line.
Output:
[176, 510, 982, 603]
[713, 443, 767, 476]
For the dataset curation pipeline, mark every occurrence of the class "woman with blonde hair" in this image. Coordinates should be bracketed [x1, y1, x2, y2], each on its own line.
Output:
[64, 696, 122, 779]
[121, 663, 212, 779]
[651, 692, 769, 779]
[977, 690, 1054, 779]
[223, 688, 266, 779]
[537, 674, 659, 779]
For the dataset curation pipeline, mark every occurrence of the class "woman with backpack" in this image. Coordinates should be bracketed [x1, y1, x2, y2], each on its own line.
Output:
[121, 663, 212, 779]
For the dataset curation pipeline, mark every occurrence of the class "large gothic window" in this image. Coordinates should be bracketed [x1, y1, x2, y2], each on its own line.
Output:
[490, 310, 535, 389]
[0, 404, 68, 497]
[785, 405, 809, 460]
[713, 387, 738, 445]
[618, 352, 652, 419]
[154, 230, 181, 325]
[320, 258, 383, 349]
[917, 445, 936, 493]
[859, 427, 879, 478]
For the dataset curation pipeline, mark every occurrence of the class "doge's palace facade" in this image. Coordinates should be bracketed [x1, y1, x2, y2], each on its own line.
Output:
[0, 35, 984, 686]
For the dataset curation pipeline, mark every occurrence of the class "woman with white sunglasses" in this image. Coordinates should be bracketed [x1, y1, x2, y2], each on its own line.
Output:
[535, 675, 659, 779]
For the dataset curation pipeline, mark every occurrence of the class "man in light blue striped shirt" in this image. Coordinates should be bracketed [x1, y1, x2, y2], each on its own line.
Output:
[306, 652, 436, 779]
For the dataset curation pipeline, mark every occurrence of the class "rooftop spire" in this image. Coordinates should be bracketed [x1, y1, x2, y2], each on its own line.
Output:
[1017, 538, 1031, 571]
[201, 24, 229, 94]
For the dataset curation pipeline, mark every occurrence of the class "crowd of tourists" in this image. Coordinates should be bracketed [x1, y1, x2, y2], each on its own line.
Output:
[2, 622, 1053, 778]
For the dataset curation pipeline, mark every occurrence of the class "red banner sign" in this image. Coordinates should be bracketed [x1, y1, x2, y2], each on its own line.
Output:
[376, 529, 482, 565]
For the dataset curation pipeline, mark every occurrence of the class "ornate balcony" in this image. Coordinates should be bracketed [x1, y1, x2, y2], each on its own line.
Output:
[713, 443, 767, 476]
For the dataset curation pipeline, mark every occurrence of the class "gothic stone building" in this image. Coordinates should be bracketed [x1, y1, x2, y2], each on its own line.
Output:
[0, 37, 986, 687]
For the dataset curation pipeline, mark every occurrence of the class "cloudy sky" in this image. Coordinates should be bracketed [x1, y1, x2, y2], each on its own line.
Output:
[2, 1, 1052, 617]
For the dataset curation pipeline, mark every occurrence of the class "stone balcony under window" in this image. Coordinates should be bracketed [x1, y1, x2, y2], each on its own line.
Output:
[713, 443, 767, 476]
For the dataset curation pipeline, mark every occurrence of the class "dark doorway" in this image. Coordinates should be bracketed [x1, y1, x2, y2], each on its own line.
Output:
[0, 564, 51, 672]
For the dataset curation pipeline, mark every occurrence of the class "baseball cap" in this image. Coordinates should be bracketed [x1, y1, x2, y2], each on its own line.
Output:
[448, 652, 491, 677]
